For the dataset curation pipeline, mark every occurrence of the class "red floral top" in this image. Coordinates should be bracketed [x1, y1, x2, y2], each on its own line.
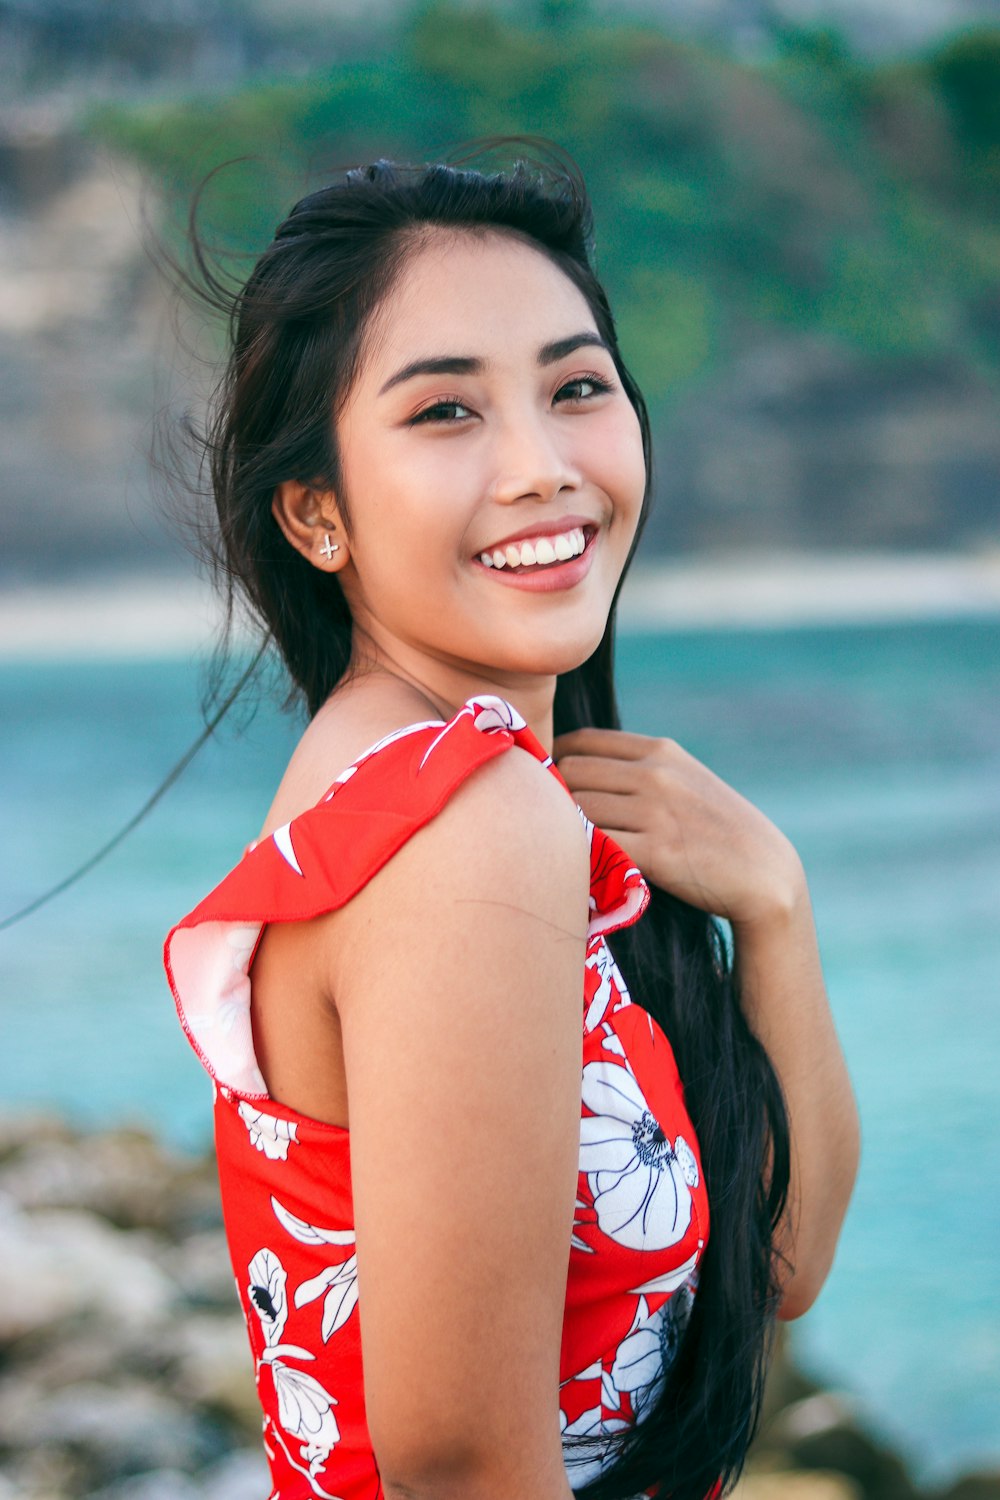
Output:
[165, 695, 709, 1499]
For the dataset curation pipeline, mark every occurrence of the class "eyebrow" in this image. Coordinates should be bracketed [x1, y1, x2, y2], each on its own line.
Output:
[377, 332, 613, 397]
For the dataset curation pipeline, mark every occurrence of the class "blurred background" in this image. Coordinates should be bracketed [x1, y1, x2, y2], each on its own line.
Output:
[1, 2, 998, 1498]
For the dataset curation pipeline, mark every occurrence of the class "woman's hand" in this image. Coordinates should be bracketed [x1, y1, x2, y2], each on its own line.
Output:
[551, 727, 806, 929]
[553, 727, 860, 1321]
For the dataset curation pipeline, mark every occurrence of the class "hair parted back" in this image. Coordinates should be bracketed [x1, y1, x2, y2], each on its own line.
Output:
[187, 141, 790, 1500]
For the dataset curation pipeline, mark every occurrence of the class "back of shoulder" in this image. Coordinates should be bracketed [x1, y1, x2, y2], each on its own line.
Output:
[329, 742, 591, 998]
[417, 741, 588, 876]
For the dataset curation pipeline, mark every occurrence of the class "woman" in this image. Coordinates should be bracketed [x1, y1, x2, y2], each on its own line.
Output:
[164, 150, 860, 1500]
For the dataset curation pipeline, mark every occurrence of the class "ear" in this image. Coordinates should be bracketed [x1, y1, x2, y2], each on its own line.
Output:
[272, 479, 350, 573]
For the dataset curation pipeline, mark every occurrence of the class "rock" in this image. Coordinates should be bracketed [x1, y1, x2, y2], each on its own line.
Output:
[0, 1443, 88, 1500]
[0, 1110, 76, 1162]
[735, 1470, 862, 1500]
[158, 1229, 239, 1311]
[199, 1450, 272, 1500]
[162, 1314, 260, 1435]
[0, 1127, 221, 1236]
[0, 1379, 222, 1482]
[770, 1392, 921, 1500]
[0, 1200, 176, 1343]
[91, 1469, 205, 1500]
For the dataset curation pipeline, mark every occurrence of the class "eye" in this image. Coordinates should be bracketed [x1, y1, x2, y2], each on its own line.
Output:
[556, 373, 616, 403]
[408, 397, 474, 425]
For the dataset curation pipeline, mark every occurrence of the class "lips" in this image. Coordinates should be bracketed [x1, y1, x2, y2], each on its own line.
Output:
[473, 523, 599, 592]
[479, 515, 599, 553]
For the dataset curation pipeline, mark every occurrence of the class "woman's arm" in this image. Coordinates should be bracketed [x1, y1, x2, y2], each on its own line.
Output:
[729, 875, 860, 1318]
[322, 745, 590, 1500]
[552, 728, 860, 1321]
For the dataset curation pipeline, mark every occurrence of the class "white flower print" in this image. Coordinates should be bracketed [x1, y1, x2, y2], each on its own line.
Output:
[600, 1026, 627, 1058]
[271, 1196, 359, 1342]
[471, 695, 526, 733]
[628, 1248, 700, 1299]
[580, 1059, 694, 1251]
[674, 1135, 700, 1187]
[295, 1259, 359, 1342]
[239, 1103, 299, 1161]
[247, 1248, 288, 1346]
[559, 1362, 630, 1486]
[272, 1362, 341, 1462]
[584, 940, 630, 1031]
[610, 1295, 662, 1406]
[570, 1194, 595, 1254]
[271, 1196, 355, 1248]
[247, 1248, 344, 1498]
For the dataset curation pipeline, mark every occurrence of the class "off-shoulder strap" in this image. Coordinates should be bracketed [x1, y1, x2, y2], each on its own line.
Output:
[164, 696, 528, 1097]
[164, 693, 649, 1099]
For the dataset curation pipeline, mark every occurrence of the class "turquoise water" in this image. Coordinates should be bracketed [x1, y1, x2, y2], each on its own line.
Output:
[1, 620, 998, 1483]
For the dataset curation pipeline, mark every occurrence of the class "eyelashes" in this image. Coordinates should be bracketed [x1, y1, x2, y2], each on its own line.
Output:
[407, 372, 617, 426]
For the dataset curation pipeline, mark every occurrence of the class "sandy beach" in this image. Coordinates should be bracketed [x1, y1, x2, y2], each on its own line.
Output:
[1, 550, 1000, 660]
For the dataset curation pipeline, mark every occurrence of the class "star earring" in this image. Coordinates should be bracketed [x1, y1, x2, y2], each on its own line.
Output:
[319, 533, 340, 562]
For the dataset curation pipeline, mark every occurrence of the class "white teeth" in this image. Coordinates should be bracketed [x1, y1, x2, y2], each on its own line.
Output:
[481, 527, 590, 570]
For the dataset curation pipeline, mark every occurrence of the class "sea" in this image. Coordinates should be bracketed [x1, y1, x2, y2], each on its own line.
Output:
[1, 617, 998, 1485]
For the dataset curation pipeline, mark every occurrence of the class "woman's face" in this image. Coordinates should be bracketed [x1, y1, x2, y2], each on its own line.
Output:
[329, 228, 646, 698]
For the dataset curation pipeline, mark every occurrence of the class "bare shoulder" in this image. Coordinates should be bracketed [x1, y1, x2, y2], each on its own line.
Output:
[330, 738, 590, 993]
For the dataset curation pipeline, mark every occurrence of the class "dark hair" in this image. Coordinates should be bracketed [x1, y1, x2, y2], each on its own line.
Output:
[189, 144, 790, 1500]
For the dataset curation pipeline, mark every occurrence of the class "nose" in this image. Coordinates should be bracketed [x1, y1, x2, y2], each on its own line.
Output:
[486, 410, 583, 506]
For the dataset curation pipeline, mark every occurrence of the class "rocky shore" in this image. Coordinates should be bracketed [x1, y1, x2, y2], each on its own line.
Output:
[0, 1114, 994, 1500]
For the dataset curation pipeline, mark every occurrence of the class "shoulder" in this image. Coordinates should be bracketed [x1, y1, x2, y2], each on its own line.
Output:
[338, 737, 590, 936]
[325, 725, 592, 1004]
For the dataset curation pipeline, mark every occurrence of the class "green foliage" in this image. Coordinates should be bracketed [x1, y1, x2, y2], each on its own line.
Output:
[929, 27, 1000, 149]
[85, 2, 1000, 405]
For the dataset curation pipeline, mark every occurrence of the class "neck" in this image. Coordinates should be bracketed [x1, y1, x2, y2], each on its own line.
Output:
[347, 630, 557, 752]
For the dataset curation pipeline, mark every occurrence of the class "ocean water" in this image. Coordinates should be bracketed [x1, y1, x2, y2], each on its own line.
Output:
[1, 619, 998, 1483]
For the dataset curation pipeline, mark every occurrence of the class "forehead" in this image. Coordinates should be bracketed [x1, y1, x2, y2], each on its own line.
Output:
[359, 228, 598, 382]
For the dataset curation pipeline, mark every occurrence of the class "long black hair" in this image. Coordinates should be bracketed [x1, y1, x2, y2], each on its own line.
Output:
[186, 142, 791, 1500]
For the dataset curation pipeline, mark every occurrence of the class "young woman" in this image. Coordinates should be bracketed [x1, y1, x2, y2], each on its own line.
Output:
[164, 150, 860, 1500]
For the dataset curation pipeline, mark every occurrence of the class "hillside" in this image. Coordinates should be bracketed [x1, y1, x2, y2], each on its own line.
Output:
[1, 3, 998, 575]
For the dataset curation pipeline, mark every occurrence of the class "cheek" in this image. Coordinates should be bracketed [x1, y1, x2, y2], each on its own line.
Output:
[589, 410, 646, 520]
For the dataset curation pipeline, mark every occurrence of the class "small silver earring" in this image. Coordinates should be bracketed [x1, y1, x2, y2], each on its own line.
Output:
[319, 533, 340, 562]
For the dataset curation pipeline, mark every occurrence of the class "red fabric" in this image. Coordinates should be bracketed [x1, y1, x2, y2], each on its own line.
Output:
[164, 695, 710, 1498]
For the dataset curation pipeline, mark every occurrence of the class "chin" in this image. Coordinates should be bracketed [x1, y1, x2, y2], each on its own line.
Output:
[502, 634, 608, 679]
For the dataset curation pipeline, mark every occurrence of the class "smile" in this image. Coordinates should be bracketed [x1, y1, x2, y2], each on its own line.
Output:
[478, 527, 588, 571]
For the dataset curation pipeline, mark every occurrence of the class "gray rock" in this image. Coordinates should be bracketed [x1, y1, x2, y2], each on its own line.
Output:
[0, 1379, 219, 1477]
[199, 1450, 271, 1500]
[0, 1201, 176, 1343]
[771, 1392, 920, 1500]
[158, 1230, 239, 1311]
[0, 1128, 221, 1236]
[160, 1314, 260, 1436]
[90, 1469, 205, 1500]
[735, 1471, 862, 1500]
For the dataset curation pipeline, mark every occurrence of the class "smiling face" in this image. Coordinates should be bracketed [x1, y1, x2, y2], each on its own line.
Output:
[277, 227, 647, 719]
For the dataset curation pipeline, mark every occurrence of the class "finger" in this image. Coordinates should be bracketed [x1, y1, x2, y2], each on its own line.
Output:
[569, 790, 646, 833]
[555, 754, 644, 796]
[552, 728, 654, 761]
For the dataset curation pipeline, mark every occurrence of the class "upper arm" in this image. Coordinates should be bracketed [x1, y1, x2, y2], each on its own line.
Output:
[329, 747, 589, 1492]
